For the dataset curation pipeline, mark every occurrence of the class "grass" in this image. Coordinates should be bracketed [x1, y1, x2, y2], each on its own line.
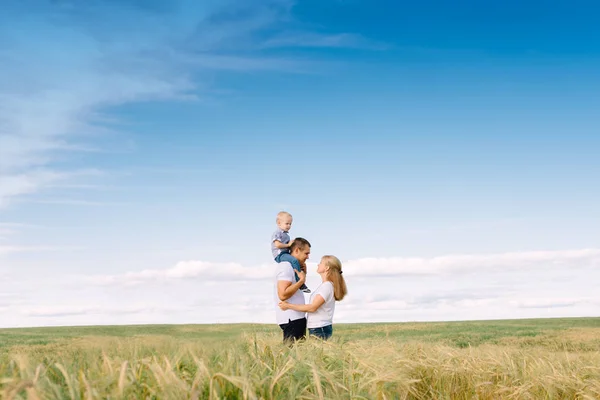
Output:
[1, 317, 599, 399]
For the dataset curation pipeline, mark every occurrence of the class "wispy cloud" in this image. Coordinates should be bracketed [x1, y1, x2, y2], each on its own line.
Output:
[0, 223, 40, 240]
[21, 304, 162, 318]
[0, 245, 59, 256]
[0, 292, 23, 308]
[261, 32, 389, 50]
[20, 199, 131, 207]
[0, 222, 46, 240]
[0, 228, 16, 239]
[0, 171, 69, 209]
[0, 0, 352, 209]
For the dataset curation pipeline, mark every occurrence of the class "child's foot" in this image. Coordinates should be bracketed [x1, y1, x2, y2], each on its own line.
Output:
[300, 284, 311, 293]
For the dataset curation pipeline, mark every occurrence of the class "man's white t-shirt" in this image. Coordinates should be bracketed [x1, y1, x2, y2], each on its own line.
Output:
[274, 261, 306, 325]
[307, 281, 335, 329]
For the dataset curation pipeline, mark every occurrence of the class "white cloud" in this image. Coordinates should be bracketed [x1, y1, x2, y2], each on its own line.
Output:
[83, 260, 275, 286]
[343, 248, 600, 277]
[0, 247, 574, 328]
[513, 297, 596, 309]
[80, 248, 600, 287]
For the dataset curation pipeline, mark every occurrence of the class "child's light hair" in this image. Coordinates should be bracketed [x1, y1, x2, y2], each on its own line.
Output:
[276, 211, 292, 222]
[322, 255, 347, 301]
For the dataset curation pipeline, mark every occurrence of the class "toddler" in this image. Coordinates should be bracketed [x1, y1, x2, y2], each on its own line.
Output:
[271, 211, 310, 293]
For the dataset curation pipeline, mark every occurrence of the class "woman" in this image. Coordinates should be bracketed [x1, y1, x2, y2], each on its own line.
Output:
[279, 255, 347, 340]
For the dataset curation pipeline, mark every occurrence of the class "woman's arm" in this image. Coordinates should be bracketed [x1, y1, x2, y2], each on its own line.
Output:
[280, 294, 325, 313]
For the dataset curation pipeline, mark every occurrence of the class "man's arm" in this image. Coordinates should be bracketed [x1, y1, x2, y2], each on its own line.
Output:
[277, 271, 306, 301]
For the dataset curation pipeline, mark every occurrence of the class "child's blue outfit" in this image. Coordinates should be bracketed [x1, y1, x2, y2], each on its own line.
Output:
[272, 228, 310, 293]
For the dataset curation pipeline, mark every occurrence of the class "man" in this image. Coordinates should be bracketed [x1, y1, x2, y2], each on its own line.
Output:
[274, 237, 311, 343]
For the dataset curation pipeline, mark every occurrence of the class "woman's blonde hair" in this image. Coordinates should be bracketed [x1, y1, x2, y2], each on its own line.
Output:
[322, 255, 347, 301]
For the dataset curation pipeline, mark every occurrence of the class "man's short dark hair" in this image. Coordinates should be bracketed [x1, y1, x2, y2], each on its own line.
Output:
[290, 237, 311, 253]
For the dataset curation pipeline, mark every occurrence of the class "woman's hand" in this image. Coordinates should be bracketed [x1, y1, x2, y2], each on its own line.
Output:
[279, 301, 290, 310]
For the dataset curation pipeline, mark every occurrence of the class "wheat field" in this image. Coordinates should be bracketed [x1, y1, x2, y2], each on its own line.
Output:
[1, 318, 599, 399]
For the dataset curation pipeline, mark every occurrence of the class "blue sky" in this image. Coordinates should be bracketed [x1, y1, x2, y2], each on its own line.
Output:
[1, 0, 599, 327]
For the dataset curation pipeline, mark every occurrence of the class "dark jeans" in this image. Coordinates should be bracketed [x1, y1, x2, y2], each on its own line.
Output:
[279, 317, 307, 343]
[275, 252, 302, 282]
[309, 324, 333, 340]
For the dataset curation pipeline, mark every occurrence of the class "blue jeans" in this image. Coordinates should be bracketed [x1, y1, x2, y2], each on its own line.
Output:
[275, 252, 302, 282]
[309, 325, 333, 340]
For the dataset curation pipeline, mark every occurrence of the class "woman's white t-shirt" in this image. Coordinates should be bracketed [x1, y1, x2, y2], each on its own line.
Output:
[307, 281, 335, 329]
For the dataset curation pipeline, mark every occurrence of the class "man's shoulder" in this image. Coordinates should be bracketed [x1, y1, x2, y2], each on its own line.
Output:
[276, 260, 293, 271]
[275, 261, 293, 279]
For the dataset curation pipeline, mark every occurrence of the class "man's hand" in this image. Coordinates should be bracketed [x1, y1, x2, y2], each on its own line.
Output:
[297, 270, 306, 283]
[299, 260, 307, 273]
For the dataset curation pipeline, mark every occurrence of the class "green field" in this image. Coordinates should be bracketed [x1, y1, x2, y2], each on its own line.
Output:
[1, 318, 599, 399]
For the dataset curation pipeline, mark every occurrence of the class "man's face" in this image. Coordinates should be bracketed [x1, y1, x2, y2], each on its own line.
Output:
[293, 245, 310, 264]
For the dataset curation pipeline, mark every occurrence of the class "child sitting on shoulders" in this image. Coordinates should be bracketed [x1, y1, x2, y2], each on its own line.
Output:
[271, 211, 310, 293]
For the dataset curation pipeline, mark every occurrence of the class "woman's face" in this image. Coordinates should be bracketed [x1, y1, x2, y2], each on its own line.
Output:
[317, 258, 328, 274]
